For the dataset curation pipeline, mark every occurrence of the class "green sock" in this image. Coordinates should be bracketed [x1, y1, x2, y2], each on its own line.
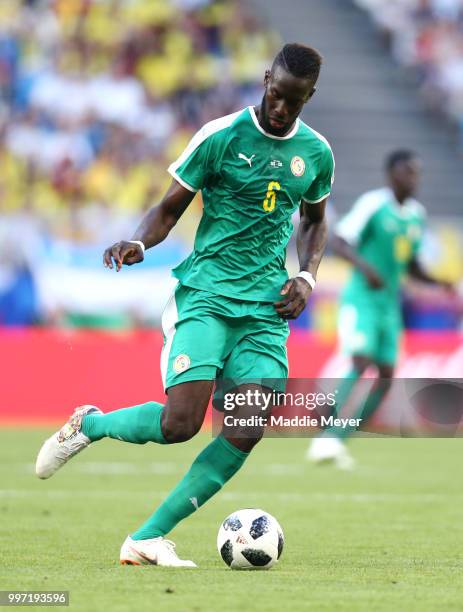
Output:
[334, 381, 390, 440]
[325, 367, 361, 439]
[81, 401, 167, 444]
[131, 436, 248, 540]
[356, 384, 390, 431]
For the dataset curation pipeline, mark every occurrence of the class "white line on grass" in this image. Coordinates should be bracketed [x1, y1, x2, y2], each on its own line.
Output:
[20, 462, 306, 476]
[0, 489, 458, 502]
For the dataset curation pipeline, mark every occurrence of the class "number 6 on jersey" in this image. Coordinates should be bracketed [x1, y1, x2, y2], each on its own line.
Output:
[263, 181, 281, 213]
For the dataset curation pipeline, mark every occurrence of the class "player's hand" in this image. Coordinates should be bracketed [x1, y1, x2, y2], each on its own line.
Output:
[364, 268, 384, 290]
[103, 241, 144, 271]
[274, 277, 312, 320]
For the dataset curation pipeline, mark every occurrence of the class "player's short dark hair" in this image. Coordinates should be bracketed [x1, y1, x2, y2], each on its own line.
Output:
[272, 43, 322, 82]
[385, 149, 418, 172]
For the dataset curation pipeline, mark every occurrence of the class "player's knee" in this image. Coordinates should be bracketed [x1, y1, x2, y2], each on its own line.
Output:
[161, 411, 201, 443]
[353, 355, 373, 374]
[379, 367, 394, 379]
[378, 365, 394, 384]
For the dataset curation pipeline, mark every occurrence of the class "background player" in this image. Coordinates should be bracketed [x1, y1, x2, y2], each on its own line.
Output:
[35, 43, 334, 566]
[308, 150, 451, 468]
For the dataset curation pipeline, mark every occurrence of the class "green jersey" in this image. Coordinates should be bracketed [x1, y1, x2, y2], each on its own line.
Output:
[336, 187, 426, 308]
[168, 106, 334, 302]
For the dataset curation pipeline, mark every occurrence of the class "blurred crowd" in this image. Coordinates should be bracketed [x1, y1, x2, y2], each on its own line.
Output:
[0, 0, 279, 325]
[0, 0, 460, 330]
[0, 0, 278, 240]
[356, 0, 463, 143]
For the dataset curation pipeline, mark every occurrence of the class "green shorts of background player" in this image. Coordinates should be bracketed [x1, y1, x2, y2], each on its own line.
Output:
[308, 150, 452, 468]
[332, 298, 402, 437]
[35, 43, 334, 567]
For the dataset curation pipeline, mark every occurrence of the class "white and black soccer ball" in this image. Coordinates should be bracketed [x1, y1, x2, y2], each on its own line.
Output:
[217, 508, 284, 570]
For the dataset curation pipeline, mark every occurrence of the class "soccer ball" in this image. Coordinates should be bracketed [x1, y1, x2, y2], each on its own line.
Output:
[217, 508, 284, 569]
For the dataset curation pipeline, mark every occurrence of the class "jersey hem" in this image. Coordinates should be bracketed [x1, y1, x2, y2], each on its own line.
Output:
[173, 276, 282, 304]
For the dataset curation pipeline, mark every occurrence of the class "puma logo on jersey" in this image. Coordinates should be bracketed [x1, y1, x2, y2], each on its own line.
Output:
[238, 153, 255, 167]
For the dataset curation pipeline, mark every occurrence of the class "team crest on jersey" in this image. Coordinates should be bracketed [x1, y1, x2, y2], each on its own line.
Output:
[290, 156, 305, 176]
[173, 354, 190, 373]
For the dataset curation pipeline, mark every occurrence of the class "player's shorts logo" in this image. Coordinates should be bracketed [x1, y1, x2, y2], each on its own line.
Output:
[173, 354, 191, 373]
[290, 156, 305, 177]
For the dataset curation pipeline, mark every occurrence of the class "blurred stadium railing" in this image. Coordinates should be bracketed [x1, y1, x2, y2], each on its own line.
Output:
[0, 0, 460, 334]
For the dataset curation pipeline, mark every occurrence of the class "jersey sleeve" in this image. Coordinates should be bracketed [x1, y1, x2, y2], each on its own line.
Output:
[335, 192, 382, 246]
[167, 125, 219, 192]
[303, 141, 335, 204]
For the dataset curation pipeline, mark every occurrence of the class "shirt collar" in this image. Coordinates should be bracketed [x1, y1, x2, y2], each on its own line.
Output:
[248, 106, 299, 140]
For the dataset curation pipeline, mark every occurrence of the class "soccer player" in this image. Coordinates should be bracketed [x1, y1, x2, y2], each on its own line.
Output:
[308, 150, 450, 468]
[36, 43, 334, 567]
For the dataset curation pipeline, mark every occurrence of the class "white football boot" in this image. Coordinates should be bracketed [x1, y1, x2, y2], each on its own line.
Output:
[306, 435, 355, 470]
[35, 405, 102, 479]
[120, 536, 197, 567]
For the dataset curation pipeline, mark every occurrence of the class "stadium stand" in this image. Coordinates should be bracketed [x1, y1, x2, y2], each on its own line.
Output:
[0, 0, 460, 331]
[0, 0, 278, 223]
[355, 0, 463, 145]
[0, 0, 279, 326]
[249, 0, 462, 331]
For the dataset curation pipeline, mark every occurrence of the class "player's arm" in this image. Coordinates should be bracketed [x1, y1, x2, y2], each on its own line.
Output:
[408, 256, 453, 290]
[103, 179, 195, 271]
[332, 234, 384, 289]
[274, 198, 328, 320]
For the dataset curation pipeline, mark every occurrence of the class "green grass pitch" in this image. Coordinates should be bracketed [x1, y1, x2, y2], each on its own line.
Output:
[1, 430, 463, 611]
